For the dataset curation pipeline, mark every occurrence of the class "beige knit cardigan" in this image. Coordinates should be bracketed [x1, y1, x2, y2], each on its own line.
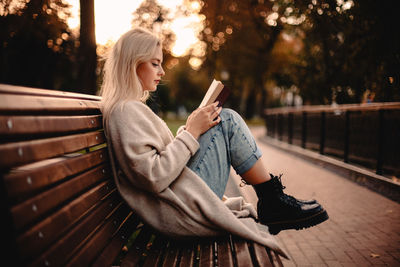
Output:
[105, 100, 287, 258]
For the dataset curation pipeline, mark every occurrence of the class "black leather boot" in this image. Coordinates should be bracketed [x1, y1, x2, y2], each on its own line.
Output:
[253, 174, 329, 235]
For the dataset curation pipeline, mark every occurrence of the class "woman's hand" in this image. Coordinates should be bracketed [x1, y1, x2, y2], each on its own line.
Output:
[185, 102, 222, 139]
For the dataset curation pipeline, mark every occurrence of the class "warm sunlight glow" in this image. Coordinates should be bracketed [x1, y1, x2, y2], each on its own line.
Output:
[95, 1, 143, 45]
[66, 0, 204, 63]
[170, 14, 203, 57]
[156, 0, 183, 10]
[67, 0, 143, 45]
[66, 0, 79, 29]
[188, 57, 203, 70]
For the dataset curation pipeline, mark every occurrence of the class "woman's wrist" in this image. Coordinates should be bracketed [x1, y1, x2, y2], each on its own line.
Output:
[186, 126, 199, 139]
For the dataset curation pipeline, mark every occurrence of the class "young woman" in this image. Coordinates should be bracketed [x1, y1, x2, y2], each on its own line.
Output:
[100, 28, 328, 258]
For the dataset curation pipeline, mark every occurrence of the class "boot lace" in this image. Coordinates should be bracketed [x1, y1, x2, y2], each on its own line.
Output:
[274, 174, 300, 207]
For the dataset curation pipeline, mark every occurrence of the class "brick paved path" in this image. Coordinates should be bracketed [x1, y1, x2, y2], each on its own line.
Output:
[229, 126, 400, 266]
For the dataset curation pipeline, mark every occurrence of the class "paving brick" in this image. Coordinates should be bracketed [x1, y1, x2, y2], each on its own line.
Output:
[378, 255, 400, 266]
[317, 248, 337, 261]
[324, 260, 343, 267]
[340, 263, 358, 267]
[388, 251, 400, 261]
[279, 259, 297, 267]
[327, 248, 352, 263]
[303, 250, 324, 264]
[289, 251, 312, 265]
[297, 242, 313, 250]
[321, 241, 337, 248]
[344, 249, 371, 266]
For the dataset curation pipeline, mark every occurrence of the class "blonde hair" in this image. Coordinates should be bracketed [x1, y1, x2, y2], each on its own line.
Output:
[100, 27, 161, 123]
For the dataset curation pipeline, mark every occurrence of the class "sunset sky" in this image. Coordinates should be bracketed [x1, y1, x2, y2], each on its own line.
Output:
[66, 0, 202, 57]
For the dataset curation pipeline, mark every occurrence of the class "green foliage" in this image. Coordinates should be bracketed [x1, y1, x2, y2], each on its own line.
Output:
[281, 0, 400, 104]
[199, 0, 290, 117]
[131, 0, 176, 55]
[165, 57, 209, 111]
[198, 0, 399, 109]
[0, 0, 79, 91]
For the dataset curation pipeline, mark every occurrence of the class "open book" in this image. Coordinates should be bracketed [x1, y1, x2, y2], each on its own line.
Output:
[199, 79, 230, 108]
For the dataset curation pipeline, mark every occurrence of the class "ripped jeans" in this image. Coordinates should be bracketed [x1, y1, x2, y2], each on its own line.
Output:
[187, 108, 262, 198]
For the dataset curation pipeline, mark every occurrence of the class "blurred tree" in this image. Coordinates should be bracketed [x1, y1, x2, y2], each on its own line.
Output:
[77, 0, 97, 95]
[132, 0, 176, 55]
[290, 0, 399, 104]
[146, 57, 209, 116]
[199, 0, 299, 117]
[341, 0, 399, 102]
[199, 0, 399, 109]
[0, 0, 77, 91]
[164, 56, 209, 111]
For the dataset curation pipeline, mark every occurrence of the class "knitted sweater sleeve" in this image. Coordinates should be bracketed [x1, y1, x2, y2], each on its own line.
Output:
[108, 101, 199, 193]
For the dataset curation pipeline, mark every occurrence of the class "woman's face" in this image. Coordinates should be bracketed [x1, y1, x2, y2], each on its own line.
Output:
[137, 46, 165, 92]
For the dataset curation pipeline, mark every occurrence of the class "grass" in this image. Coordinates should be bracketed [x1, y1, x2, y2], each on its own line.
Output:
[163, 118, 186, 135]
[164, 117, 265, 135]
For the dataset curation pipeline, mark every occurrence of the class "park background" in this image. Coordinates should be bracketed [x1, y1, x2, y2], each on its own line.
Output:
[1, 0, 399, 120]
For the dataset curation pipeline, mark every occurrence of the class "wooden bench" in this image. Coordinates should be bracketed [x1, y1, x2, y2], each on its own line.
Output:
[0, 84, 283, 267]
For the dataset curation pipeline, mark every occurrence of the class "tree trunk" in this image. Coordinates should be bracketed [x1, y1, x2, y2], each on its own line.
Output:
[78, 0, 97, 95]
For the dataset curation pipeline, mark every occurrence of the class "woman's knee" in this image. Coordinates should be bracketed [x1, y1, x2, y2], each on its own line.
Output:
[220, 108, 242, 123]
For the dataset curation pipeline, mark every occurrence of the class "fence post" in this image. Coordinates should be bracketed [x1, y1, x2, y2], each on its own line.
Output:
[302, 112, 307, 148]
[278, 113, 283, 141]
[344, 110, 350, 163]
[288, 113, 293, 144]
[319, 111, 326, 155]
[376, 109, 384, 175]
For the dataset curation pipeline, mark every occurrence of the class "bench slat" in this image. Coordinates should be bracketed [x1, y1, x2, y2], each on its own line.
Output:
[120, 225, 154, 267]
[251, 242, 274, 267]
[92, 213, 142, 267]
[65, 203, 132, 267]
[0, 115, 102, 137]
[0, 84, 102, 101]
[141, 235, 169, 267]
[232, 237, 253, 267]
[160, 241, 182, 267]
[176, 241, 196, 267]
[5, 148, 108, 199]
[270, 250, 284, 267]
[11, 163, 110, 230]
[217, 237, 234, 266]
[17, 180, 115, 259]
[0, 93, 100, 114]
[29, 193, 125, 267]
[0, 131, 105, 169]
[199, 240, 214, 267]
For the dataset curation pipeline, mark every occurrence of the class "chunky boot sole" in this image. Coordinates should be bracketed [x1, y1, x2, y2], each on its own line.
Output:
[264, 209, 329, 235]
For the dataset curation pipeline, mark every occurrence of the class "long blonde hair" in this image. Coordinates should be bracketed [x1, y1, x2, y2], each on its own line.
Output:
[100, 27, 161, 123]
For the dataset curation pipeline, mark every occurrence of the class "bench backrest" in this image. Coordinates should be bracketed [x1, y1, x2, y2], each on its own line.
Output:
[0, 84, 135, 266]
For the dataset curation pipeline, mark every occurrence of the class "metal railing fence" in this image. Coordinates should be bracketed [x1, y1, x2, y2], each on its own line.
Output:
[264, 102, 400, 177]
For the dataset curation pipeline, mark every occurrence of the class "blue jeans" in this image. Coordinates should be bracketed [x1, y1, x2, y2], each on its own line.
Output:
[187, 108, 262, 198]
